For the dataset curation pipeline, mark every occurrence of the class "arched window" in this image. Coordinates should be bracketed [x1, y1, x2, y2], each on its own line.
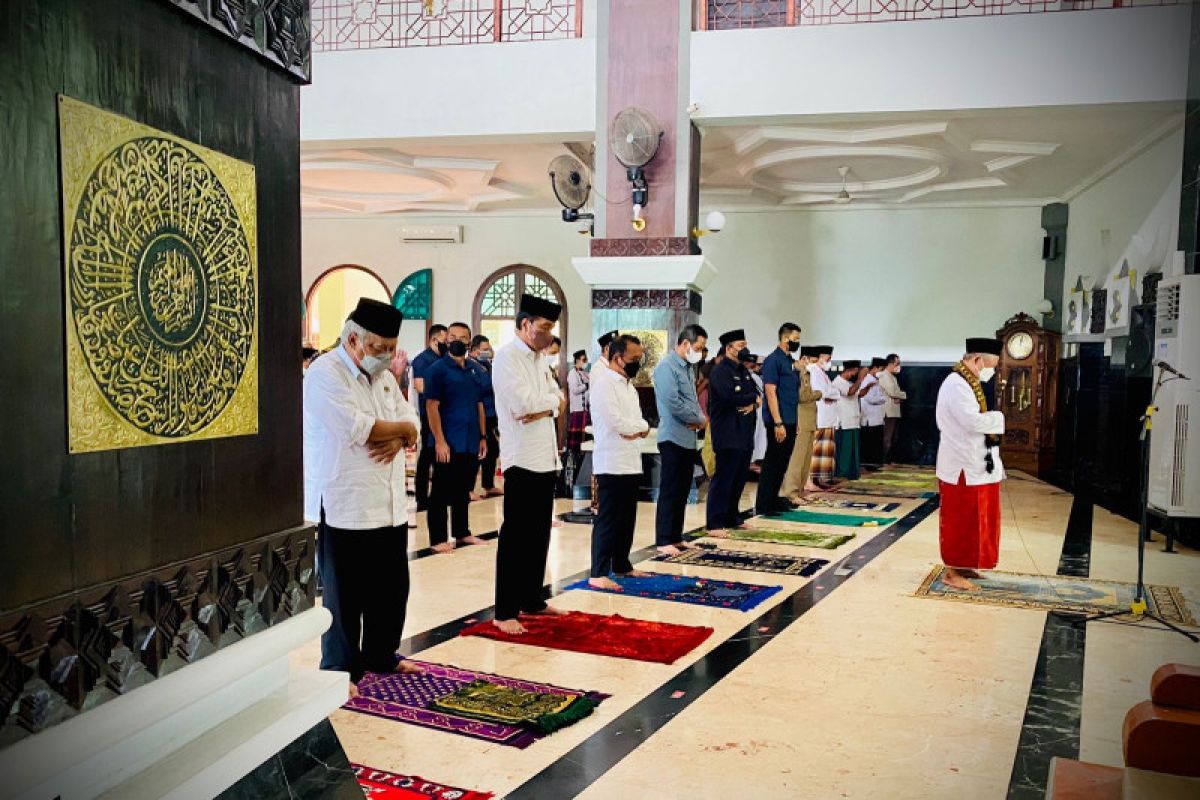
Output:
[473, 265, 568, 376]
[304, 265, 389, 350]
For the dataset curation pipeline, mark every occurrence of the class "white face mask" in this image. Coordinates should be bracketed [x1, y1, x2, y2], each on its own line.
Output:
[544, 354, 558, 368]
[893, 366, 902, 374]
[978, 366, 996, 383]
[685, 345, 703, 364]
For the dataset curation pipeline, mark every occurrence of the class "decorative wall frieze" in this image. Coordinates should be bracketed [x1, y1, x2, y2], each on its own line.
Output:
[589, 237, 697, 258]
[161, 0, 311, 82]
[0, 526, 315, 747]
[592, 288, 701, 313]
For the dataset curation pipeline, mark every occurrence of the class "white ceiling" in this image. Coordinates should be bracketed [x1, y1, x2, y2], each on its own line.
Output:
[300, 103, 1182, 216]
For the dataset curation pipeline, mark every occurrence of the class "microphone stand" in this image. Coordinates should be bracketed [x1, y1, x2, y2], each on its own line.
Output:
[1073, 366, 1197, 641]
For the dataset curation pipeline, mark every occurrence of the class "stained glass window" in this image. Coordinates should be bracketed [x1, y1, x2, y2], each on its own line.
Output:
[474, 266, 566, 355]
[392, 268, 432, 320]
[480, 273, 517, 317]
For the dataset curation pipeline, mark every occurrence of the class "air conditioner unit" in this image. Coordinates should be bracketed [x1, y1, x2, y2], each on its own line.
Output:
[1148, 272, 1200, 518]
[399, 225, 462, 244]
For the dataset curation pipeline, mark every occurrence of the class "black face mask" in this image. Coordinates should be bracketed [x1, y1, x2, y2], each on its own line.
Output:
[623, 361, 641, 380]
[447, 340, 467, 357]
[786, 340, 799, 353]
[435, 341, 448, 356]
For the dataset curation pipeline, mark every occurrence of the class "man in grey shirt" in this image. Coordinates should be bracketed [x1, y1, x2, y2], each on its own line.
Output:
[653, 325, 709, 555]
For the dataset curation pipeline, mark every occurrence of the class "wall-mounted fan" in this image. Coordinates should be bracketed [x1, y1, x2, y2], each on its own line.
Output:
[549, 154, 593, 233]
[610, 107, 663, 231]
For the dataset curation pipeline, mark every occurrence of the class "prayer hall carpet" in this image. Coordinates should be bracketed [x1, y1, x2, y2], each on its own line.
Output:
[718, 528, 856, 550]
[834, 484, 936, 499]
[758, 509, 898, 527]
[653, 546, 829, 577]
[914, 565, 1197, 625]
[565, 572, 783, 611]
[804, 497, 902, 512]
[343, 661, 610, 748]
[460, 611, 713, 664]
[351, 764, 494, 799]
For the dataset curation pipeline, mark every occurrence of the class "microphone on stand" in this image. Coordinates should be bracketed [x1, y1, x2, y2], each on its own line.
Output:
[1154, 360, 1191, 381]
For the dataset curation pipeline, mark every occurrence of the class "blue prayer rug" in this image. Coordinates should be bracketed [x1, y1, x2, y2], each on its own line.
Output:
[566, 572, 783, 612]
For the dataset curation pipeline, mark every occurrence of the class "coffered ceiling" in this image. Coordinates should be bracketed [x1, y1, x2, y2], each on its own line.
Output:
[300, 102, 1182, 216]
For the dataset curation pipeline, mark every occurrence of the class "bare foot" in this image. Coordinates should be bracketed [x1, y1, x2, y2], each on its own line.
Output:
[958, 568, 982, 579]
[523, 605, 570, 616]
[393, 660, 424, 675]
[657, 544, 683, 556]
[677, 540, 698, 550]
[348, 682, 360, 699]
[619, 569, 652, 578]
[493, 618, 528, 635]
[430, 541, 455, 554]
[707, 528, 730, 539]
[485, 488, 504, 497]
[459, 535, 490, 545]
[469, 492, 482, 502]
[588, 576, 623, 591]
[803, 483, 822, 493]
[551, 518, 564, 528]
[734, 523, 750, 530]
[942, 567, 980, 591]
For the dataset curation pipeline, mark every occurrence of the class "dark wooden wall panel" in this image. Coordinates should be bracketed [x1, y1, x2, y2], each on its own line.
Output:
[0, 0, 304, 613]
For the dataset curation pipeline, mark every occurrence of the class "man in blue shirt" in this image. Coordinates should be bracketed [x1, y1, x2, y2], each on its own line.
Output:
[756, 322, 803, 515]
[653, 324, 709, 555]
[469, 334, 502, 499]
[424, 322, 488, 552]
[411, 324, 448, 511]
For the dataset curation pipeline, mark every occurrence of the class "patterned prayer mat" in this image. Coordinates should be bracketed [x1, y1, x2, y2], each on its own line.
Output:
[834, 484, 936, 498]
[654, 546, 829, 577]
[459, 611, 713, 664]
[343, 661, 610, 748]
[719, 528, 855, 550]
[565, 572, 783, 611]
[758, 509, 898, 527]
[914, 566, 1197, 625]
[351, 764, 494, 800]
[804, 497, 903, 512]
[427, 679, 599, 734]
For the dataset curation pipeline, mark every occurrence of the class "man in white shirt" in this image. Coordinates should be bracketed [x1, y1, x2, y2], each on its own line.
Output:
[588, 335, 651, 590]
[807, 346, 840, 487]
[832, 360, 868, 480]
[304, 298, 421, 687]
[859, 357, 888, 468]
[491, 294, 568, 634]
[936, 337, 1006, 591]
[878, 353, 907, 463]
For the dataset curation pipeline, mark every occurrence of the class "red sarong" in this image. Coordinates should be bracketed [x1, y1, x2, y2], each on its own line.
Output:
[938, 472, 1000, 569]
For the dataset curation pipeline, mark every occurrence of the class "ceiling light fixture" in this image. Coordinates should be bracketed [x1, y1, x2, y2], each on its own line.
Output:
[834, 166, 851, 205]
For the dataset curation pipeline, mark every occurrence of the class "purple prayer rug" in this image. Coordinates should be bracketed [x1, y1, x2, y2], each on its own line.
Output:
[343, 661, 610, 748]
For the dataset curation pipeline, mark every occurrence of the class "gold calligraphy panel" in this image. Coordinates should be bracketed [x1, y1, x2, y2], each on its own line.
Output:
[58, 95, 259, 453]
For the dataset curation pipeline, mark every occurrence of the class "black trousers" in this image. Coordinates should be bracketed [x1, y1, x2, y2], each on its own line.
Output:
[655, 441, 695, 546]
[428, 451, 477, 545]
[591, 474, 641, 577]
[318, 514, 409, 683]
[415, 440, 434, 509]
[707, 447, 753, 530]
[883, 417, 900, 463]
[861, 424, 884, 466]
[755, 423, 796, 512]
[475, 417, 500, 491]
[495, 467, 556, 621]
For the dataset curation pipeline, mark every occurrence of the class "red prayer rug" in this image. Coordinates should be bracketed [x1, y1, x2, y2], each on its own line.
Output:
[351, 764, 493, 799]
[460, 611, 714, 664]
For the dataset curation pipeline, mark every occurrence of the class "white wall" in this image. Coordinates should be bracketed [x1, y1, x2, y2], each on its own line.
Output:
[304, 205, 1047, 363]
[302, 214, 593, 351]
[1064, 125, 1184, 304]
[691, 6, 1189, 123]
[699, 207, 1046, 362]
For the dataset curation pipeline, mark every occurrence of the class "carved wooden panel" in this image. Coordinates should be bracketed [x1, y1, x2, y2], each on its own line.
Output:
[591, 288, 700, 311]
[160, 0, 311, 82]
[589, 237, 696, 258]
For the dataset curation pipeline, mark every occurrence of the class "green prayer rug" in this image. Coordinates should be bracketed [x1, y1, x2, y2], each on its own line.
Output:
[760, 509, 897, 528]
[850, 477, 937, 489]
[427, 679, 599, 734]
[719, 528, 855, 550]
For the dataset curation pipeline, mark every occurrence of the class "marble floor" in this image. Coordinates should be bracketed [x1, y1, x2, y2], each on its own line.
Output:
[294, 474, 1200, 799]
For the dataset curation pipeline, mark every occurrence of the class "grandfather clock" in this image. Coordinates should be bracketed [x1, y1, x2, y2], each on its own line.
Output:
[996, 313, 1060, 477]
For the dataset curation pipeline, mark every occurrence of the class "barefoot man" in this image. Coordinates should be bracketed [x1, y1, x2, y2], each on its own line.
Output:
[491, 294, 569, 634]
[936, 337, 1006, 591]
[588, 335, 652, 590]
[304, 299, 423, 696]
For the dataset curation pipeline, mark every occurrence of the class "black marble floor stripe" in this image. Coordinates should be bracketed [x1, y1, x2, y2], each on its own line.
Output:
[506, 497, 940, 800]
[1006, 493, 1092, 800]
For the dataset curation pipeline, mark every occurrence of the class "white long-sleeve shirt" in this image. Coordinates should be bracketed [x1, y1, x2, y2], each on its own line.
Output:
[493, 337, 563, 473]
[303, 346, 419, 528]
[936, 371, 1006, 486]
[832, 375, 861, 431]
[860, 373, 886, 427]
[878, 369, 907, 419]
[809, 363, 840, 429]
[590, 365, 649, 475]
[568, 368, 590, 413]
